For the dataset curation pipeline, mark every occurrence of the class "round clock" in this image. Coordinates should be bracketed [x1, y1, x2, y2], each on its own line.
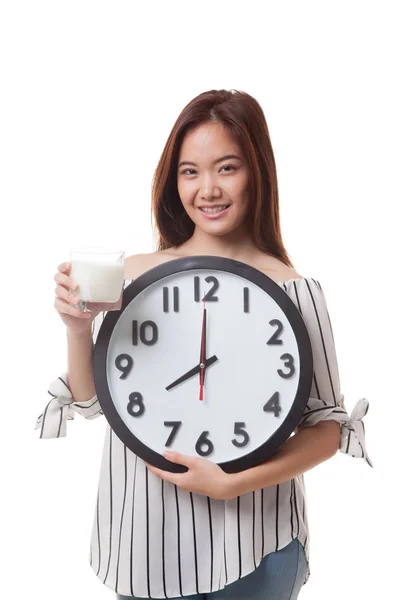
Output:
[93, 256, 313, 474]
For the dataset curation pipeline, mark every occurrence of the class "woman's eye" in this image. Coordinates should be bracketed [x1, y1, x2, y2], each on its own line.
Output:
[180, 165, 237, 176]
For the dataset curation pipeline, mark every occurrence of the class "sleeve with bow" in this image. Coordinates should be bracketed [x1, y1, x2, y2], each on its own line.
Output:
[282, 277, 373, 468]
[34, 309, 107, 439]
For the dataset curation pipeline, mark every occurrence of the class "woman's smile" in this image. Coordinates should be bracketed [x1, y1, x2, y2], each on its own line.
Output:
[198, 204, 231, 219]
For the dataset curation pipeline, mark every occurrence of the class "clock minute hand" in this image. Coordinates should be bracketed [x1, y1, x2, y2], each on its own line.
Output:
[199, 294, 207, 400]
[166, 355, 218, 391]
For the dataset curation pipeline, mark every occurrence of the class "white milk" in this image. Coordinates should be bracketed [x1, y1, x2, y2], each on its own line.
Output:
[70, 259, 124, 302]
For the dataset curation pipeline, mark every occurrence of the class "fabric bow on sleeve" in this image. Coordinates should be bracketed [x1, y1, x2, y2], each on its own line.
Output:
[298, 395, 373, 468]
[339, 397, 372, 467]
[35, 372, 101, 439]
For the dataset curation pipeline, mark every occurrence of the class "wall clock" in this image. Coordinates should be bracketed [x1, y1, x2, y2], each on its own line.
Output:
[93, 256, 313, 473]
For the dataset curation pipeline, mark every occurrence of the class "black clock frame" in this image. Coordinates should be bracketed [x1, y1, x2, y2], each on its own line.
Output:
[93, 256, 313, 474]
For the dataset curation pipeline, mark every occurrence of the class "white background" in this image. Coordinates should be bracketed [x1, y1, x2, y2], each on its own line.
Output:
[1, 1, 398, 598]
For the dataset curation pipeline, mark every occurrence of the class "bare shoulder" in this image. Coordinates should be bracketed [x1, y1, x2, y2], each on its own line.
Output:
[275, 266, 304, 283]
[124, 250, 304, 284]
[255, 254, 303, 283]
[124, 250, 180, 280]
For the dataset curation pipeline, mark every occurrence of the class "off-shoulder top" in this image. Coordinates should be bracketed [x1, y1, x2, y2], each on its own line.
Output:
[35, 277, 373, 598]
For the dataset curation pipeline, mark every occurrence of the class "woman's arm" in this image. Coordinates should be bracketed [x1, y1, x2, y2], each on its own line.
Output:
[227, 421, 340, 497]
[66, 327, 97, 402]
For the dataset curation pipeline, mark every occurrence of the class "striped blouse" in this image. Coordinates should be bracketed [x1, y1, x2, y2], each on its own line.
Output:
[35, 276, 373, 598]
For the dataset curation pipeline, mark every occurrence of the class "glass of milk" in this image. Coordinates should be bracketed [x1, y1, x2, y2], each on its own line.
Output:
[69, 247, 125, 312]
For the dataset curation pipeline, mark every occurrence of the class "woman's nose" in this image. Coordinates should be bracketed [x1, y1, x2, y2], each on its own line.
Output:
[200, 175, 222, 200]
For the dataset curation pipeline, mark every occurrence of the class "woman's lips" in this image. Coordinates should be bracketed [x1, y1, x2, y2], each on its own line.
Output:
[198, 205, 231, 220]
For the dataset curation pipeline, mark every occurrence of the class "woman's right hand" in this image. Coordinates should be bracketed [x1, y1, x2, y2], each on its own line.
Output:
[54, 262, 101, 334]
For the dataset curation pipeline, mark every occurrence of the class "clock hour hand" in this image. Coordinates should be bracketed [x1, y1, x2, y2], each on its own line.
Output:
[166, 355, 218, 391]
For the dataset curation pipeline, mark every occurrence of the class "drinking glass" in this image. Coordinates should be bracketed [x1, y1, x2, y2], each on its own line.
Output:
[69, 247, 125, 312]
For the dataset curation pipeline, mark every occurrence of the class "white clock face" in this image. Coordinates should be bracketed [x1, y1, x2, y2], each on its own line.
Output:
[103, 267, 305, 466]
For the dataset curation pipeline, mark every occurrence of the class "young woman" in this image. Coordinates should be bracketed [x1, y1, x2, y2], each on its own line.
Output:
[36, 89, 372, 600]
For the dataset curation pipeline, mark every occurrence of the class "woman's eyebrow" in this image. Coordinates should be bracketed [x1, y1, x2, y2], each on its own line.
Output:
[178, 154, 242, 168]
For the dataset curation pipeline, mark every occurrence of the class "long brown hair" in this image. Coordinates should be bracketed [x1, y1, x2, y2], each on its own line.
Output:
[151, 89, 295, 269]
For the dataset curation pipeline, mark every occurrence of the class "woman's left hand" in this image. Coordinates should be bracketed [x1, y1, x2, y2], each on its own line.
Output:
[145, 450, 237, 500]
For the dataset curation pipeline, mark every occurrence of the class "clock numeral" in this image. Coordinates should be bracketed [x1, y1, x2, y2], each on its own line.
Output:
[163, 286, 179, 312]
[194, 276, 219, 302]
[231, 422, 250, 448]
[204, 276, 219, 301]
[132, 320, 158, 346]
[243, 287, 249, 313]
[194, 276, 200, 301]
[164, 421, 182, 447]
[195, 431, 214, 457]
[266, 319, 284, 345]
[278, 353, 295, 378]
[127, 392, 145, 417]
[263, 391, 282, 417]
[115, 353, 133, 379]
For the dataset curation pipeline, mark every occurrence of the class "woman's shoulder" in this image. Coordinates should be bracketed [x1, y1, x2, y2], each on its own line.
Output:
[124, 250, 304, 284]
[253, 254, 303, 284]
[124, 250, 180, 280]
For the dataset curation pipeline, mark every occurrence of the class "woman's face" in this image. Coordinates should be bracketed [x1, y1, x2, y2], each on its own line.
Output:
[177, 121, 251, 238]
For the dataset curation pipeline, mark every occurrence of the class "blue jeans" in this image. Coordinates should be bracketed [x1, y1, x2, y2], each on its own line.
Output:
[116, 537, 307, 600]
